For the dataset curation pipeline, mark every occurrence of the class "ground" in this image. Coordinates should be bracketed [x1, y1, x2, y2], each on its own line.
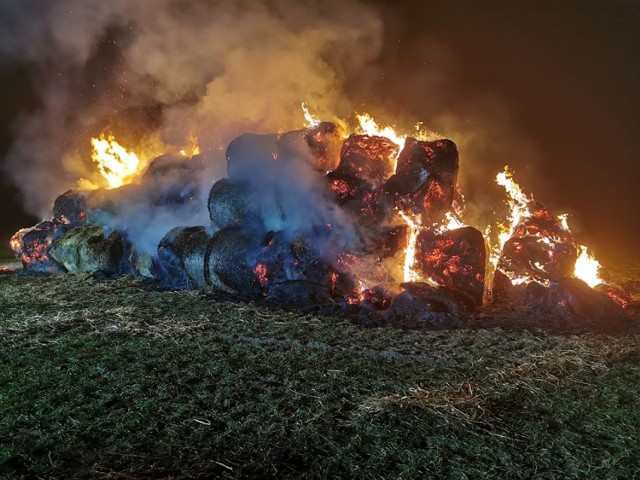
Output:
[1, 252, 639, 479]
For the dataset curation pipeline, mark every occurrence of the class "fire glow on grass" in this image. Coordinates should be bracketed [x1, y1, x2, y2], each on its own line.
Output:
[90, 134, 141, 189]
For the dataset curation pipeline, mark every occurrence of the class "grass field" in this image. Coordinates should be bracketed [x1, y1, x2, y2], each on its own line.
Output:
[1, 270, 639, 479]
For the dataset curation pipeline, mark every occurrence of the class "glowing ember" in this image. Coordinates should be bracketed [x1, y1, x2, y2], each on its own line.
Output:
[301, 102, 320, 128]
[254, 262, 269, 287]
[574, 245, 603, 288]
[91, 134, 141, 189]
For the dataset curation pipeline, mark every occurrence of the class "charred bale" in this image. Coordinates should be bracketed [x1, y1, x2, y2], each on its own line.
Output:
[523, 277, 628, 332]
[49, 224, 127, 274]
[10, 221, 66, 272]
[53, 190, 88, 227]
[265, 280, 331, 308]
[326, 173, 391, 225]
[415, 226, 486, 306]
[384, 138, 459, 222]
[382, 282, 466, 329]
[304, 122, 344, 172]
[349, 286, 393, 311]
[208, 178, 260, 229]
[157, 226, 211, 290]
[333, 134, 398, 189]
[366, 225, 409, 259]
[497, 236, 577, 283]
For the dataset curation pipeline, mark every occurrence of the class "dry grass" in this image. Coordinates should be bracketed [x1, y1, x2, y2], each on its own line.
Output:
[1, 271, 639, 479]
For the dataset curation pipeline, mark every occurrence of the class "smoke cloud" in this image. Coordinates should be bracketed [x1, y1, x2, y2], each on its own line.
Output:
[0, 0, 383, 230]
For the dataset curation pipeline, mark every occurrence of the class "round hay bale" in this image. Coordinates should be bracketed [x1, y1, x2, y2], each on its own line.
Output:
[49, 224, 126, 274]
[157, 226, 211, 289]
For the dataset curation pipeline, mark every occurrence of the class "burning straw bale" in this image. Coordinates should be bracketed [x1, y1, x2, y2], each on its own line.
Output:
[141, 154, 207, 206]
[53, 190, 88, 227]
[334, 134, 398, 188]
[10, 221, 66, 273]
[384, 138, 459, 222]
[416, 226, 487, 306]
[206, 226, 265, 297]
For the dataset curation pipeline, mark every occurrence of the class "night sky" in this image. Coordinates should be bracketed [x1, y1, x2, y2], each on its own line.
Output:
[1, 0, 639, 261]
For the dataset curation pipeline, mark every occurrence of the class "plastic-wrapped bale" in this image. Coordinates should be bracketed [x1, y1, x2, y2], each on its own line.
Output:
[415, 226, 486, 306]
[208, 178, 260, 229]
[48, 224, 127, 274]
[10, 221, 66, 272]
[53, 190, 88, 227]
[384, 138, 459, 222]
[157, 226, 211, 290]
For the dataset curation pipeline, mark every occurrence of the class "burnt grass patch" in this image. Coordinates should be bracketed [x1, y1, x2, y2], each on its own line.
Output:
[1, 272, 640, 479]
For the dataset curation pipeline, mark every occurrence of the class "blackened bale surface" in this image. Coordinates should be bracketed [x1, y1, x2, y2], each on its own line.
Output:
[208, 179, 259, 229]
[53, 190, 88, 227]
[523, 277, 627, 332]
[49, 224, 126, 274]
[157, 226, 211, 290]
[385, 138, 459, 222]
[415, 227, 486, 306]
[383, 282, 466, 329]
[304, 122, 344, 172]
[334, 134, 398, 189]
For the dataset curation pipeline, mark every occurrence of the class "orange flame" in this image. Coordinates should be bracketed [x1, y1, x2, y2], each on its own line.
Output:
[90, 134, 141, 189]
[301, 102, 321, 128]
[179, 133, 201, 156]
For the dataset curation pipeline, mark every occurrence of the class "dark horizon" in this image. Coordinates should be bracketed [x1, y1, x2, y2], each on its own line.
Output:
[1, 0, 639, 262]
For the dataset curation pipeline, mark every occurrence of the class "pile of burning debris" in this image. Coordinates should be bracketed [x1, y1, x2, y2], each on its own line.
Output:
[10, 110, 634, 331]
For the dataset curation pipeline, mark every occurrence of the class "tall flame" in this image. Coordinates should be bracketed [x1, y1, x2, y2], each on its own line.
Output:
[355, 113, 406, 152]
[495, 167, 531, 250]
[90, 134, 140, 189]
[301, 102, 320, 128]
[399, 211, 421, 283]
[574, 245, 603, 288]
